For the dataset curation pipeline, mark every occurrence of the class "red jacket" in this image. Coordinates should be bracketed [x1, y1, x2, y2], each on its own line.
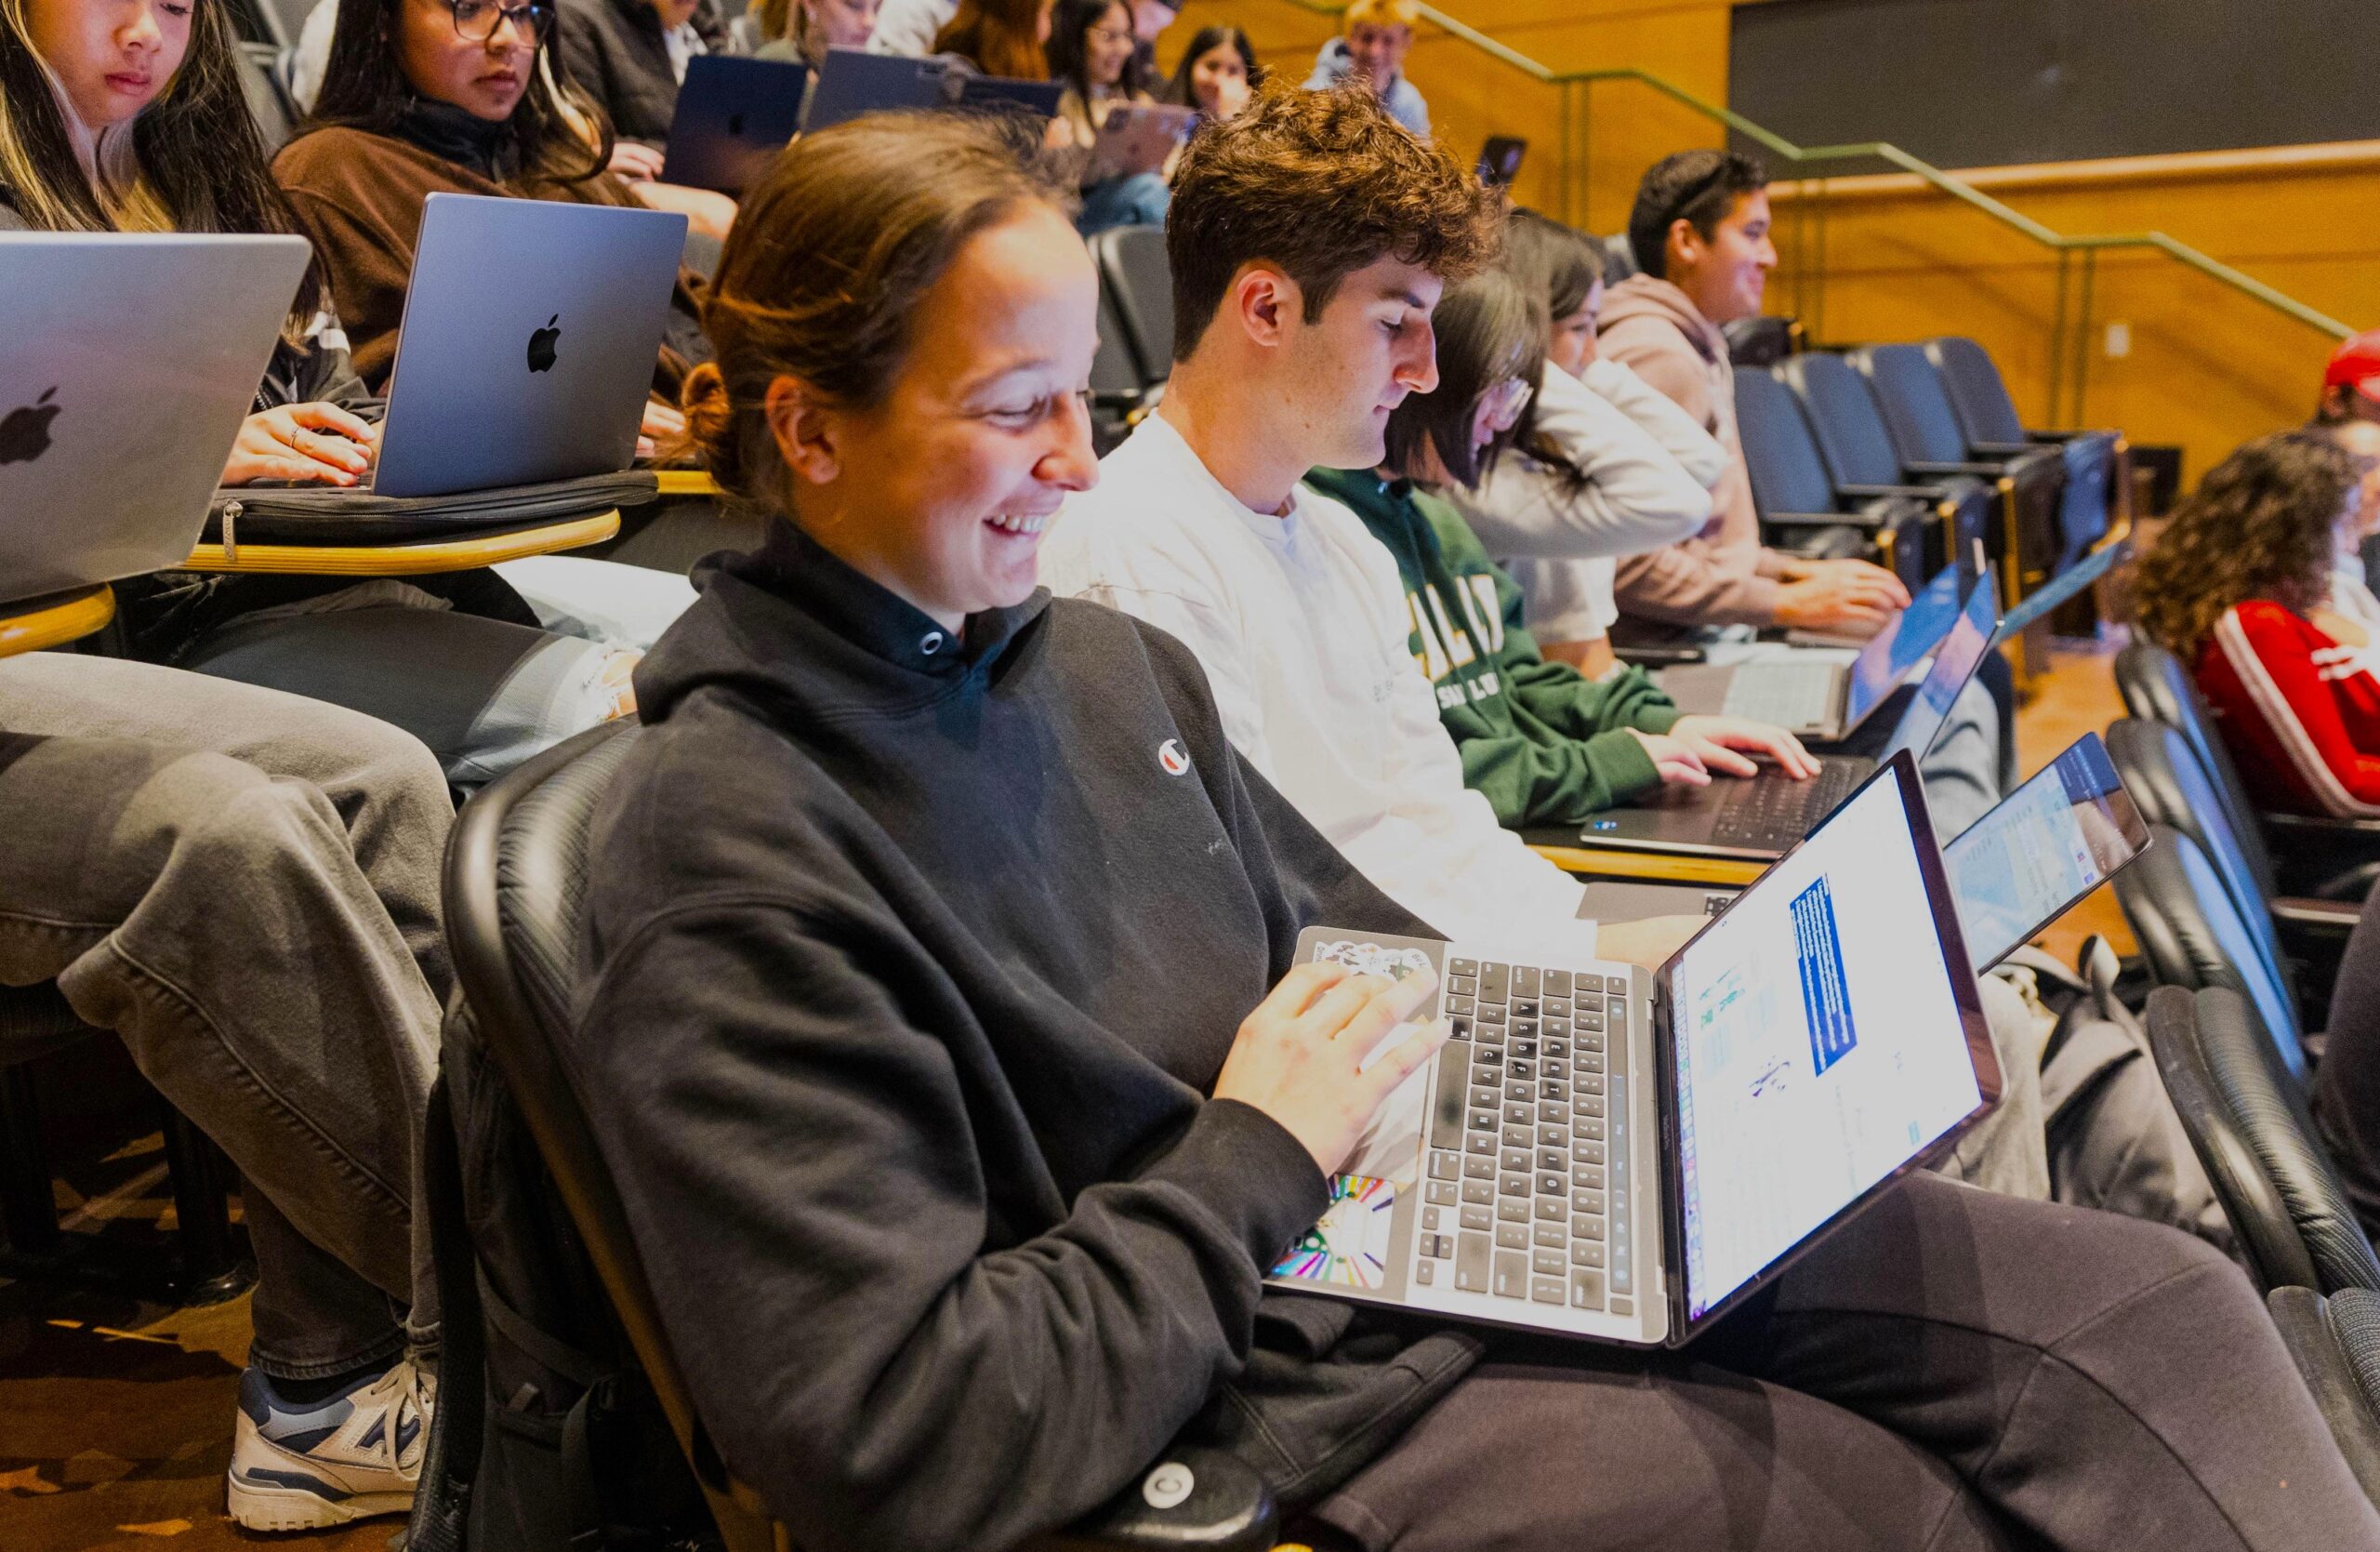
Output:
[2196, 600, 2380, 816]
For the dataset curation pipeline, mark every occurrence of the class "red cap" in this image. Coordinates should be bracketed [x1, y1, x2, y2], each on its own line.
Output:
[2326, 330, 2380, 396]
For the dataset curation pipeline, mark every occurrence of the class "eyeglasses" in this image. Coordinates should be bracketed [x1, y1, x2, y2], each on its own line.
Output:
[1476, 375, 1533, 435]
[1087, 23, 1135, 44]
[443, 0, 556, 44]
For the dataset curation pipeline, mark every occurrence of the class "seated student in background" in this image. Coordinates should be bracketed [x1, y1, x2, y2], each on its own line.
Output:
[0, 658, 445, 1531]
[7, 0, 670, 783]
[580, 108, 2380, 1552]
[1606, 150, 1910, 639]
[866, 0, 951, 53]
[2135, 429, 2380, 816]
[1045, 0, 1168, 232]
[2324, 420, 2380, 637]
[742, 0, 877, 63]
[553, 0, 719, 175]
[284, 0, 712, 425]
[1043, 86, 1708, 967]
[1455, 208, 1724, 678]
[1159, 22, 1257, 123]
[2316, 327, 2380, 427]
[931, 0, 1049, 75]
[1302, 0, 1426, 138]
[1305, 266, 1818, 829]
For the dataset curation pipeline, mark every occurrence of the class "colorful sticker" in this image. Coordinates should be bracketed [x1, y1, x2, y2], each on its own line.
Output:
[1271, 1174, 1397, 1289]
[1310, 939, 1435, 984]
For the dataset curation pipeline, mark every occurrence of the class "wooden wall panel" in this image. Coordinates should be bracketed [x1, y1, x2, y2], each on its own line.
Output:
[1155, 1, 2376, 484]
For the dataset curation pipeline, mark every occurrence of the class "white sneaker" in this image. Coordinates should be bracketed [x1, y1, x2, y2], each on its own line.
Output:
[227, 1359, 435, 1532]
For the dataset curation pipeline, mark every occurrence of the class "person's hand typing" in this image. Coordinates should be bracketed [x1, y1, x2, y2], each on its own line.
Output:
[220, 403, 378, 486]
[1624, 727, 1711, 787]
[1774, 558, 1911, 639]
[1212, 962, 1448, 1176]
[1665, 714, 1818, 779]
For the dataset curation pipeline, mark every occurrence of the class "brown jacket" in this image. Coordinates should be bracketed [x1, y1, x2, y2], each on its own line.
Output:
[1599, 273, 1785, 627]
[272, 126, 693, 391]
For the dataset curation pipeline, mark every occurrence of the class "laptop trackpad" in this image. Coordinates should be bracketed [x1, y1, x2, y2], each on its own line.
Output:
[1657, 662, 1734, 715]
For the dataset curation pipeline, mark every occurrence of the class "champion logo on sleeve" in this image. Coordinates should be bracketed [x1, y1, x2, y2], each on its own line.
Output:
[1157, 739, 1191, 776]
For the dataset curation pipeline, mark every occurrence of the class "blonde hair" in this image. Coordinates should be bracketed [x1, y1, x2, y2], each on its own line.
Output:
[1342, 0, 1419, 33]
[0, 0, 173, 230]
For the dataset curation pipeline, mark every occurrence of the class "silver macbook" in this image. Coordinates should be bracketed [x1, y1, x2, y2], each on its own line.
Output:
[1269, 753, 2000, 1346]
[372, 193, 687, 498]
[1658, 561, 1966, 740]
[0, 233, 309, 603]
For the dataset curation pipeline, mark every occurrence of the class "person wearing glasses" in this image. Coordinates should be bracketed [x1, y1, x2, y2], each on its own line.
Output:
[1044, 0, 1169, 232]
[280, 0, 724, 391]
[1305, 267, 1816, 831]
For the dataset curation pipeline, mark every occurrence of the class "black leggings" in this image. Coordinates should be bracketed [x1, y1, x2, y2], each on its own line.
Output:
[1305, 1173, 2377, 1551]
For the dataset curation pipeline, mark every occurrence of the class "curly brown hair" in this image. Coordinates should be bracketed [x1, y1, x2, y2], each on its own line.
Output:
[1164, 79, 1503, 362]
[2132, 429, 2360, 659]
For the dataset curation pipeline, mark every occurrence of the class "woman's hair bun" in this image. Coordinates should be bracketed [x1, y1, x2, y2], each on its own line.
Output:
[675, 362, 739, 489]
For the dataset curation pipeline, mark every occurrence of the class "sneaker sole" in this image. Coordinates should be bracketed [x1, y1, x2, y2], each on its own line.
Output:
[227, 1474, 415, 1532]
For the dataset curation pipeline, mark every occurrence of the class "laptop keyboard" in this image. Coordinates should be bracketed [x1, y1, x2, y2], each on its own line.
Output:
[1709, 758, 1866, 848]
[1417, 962, 1633, 1317]
[1721, 659, 1839, 729]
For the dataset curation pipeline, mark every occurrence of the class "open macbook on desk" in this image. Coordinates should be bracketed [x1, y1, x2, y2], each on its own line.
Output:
[1267, 753, 2001, 1346]
[1569, 569, 2000, 864]
[662, 55, 811, 195]
[1656, 561, 1965, 740]
[0, 232, 310, 603]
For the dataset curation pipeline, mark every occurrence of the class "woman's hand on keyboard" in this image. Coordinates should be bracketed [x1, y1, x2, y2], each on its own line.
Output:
[1625, 728, 1711, 787]
[220, 403, 378, 487]
[1666, 715, 1819, 780]
[1213, 962, 1448, 1176]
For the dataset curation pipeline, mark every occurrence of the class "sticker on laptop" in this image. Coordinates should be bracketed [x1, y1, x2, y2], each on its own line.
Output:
[1309, 939, 1434, 983]
[1272, 1174, 1396, 1289]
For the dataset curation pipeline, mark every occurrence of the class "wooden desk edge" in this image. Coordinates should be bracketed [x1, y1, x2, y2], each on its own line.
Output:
[0, 584, 114, 657]
[1530, 843, 1765, 887]
[654, 470, 724, 498]
[180, 511, 621, 576]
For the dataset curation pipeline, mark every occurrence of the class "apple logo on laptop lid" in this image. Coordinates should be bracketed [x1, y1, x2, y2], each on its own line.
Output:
[0, 388, 60, 466]
[526, 316, 561, 374]
[728, 112, 747, 137]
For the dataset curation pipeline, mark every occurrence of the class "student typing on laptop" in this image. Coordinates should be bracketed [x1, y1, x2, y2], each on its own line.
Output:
[580, 107, 2380, 1552]
[2, 0, 685, 785]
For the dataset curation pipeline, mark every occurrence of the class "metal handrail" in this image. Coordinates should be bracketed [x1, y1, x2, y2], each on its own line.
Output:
[1262, 0, 2356, 354]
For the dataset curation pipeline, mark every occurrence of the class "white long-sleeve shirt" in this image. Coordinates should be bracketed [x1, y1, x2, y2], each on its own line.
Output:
[866, 0, 956, 54]
[1039, 414, 1598, 956]
[1461, 359, 1728, 645]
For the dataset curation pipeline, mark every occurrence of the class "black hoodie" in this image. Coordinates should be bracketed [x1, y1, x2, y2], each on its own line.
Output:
[575, 521, 1481, 1552]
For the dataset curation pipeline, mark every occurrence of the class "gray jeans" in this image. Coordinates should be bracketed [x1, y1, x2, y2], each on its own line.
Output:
[0, 654, 447, 1380]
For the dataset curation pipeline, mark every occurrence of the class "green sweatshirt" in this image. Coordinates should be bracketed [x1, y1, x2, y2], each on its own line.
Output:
[1306, 467, 1682, 827]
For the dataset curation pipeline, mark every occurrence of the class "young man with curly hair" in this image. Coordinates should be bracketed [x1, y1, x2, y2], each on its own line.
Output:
[1041, 83, 1705, 968]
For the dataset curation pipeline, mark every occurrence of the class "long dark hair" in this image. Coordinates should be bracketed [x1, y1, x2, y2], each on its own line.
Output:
[1501, 207, 1599, 490]
[1158, 25, 1257, 112]
[308, 0, 610, 186]
[2133, 430, 2360, 659]
[0, 0, 322, 312]
[1383, 267, 1541, 490]
[1045, 0, 1141, 101]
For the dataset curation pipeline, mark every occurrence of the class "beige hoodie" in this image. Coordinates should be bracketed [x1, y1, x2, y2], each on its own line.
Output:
[1598, 273, 1786, 627]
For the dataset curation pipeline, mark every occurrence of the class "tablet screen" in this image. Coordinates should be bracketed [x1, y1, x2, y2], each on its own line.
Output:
[1944, 734, 2148, 971]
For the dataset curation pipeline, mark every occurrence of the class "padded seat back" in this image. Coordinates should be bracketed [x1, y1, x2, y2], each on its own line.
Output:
[2118, 827, 2307, 1080]
[1091, 281, 1141, 397]
[1731, 366, 1839, 519]
[1722, 315, 1795, 369]
[2114, 642, 2270, 875]
[1597, 232, 1639, 285]
[235, 42, 296, 153]
[445, 722, 781, 1552]
[1776, 352, 1909, 488]
[1089, 226, 1173, 391]
[1847, 343, 1974, 466]
[2107, 718, 2289, 994]
[2146, 986, 2380, 1294]
[1924, 336, 2029, 447]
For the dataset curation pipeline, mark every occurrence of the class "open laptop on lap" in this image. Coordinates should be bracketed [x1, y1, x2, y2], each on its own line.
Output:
[0, 233, 310, 603]
[802, 47, 1064, 132]
[1657, 562, 1966, 740]
[1268, 753, 2001, 1346]
[1580, 732, 2151, 974]
[1572, 570, 2001, 863]
[367, 194, 686, 498]
[662, 55, 811, 195]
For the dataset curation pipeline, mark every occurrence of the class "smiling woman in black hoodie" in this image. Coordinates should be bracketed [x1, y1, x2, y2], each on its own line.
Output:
[576, 107, 2380, 1552]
